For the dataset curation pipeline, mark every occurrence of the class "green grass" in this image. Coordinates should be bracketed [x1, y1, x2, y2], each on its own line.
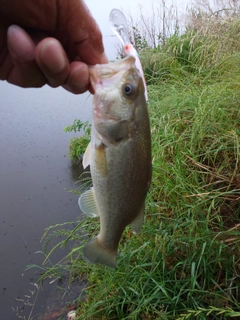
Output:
[35, 11, 240, 320]
[64, 119, 91, 163]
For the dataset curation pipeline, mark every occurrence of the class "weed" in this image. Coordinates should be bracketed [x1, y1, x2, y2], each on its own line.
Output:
[64, 120, 91, 163]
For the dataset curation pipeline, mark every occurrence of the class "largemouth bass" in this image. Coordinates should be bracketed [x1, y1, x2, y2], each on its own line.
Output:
[78, 55, 151, 269]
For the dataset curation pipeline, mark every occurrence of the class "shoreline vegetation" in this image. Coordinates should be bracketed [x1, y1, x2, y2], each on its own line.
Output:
[29, 1, 240, 319]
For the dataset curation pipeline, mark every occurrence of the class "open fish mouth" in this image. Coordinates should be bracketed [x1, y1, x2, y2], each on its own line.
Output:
[89, 55, 138, 91]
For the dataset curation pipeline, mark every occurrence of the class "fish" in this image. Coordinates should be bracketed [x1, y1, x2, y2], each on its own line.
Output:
[78, 54, 151, 269]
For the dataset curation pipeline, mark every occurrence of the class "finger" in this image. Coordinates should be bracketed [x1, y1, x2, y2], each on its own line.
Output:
[7, 25, 46, 87]
[58, 0, 108, 65]
[75, 39, 108, 66]
[35, 38, 70, 87]
[63, 61, 90, 94]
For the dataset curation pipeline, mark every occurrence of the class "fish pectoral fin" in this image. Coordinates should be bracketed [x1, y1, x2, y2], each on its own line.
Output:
[82, 142, 91, 169]
[83, 236, 117, 269]
[130, 202, 145, 234]
[78, 187, 99, 218]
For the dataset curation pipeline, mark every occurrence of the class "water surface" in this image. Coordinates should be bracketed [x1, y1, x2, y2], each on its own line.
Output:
[0, 82, 92, 319]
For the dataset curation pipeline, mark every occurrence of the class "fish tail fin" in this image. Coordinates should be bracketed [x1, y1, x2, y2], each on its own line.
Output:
[83, 237, 117, 269]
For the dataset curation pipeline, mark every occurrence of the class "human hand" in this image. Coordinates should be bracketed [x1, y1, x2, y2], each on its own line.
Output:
[0, 0, 108, 94]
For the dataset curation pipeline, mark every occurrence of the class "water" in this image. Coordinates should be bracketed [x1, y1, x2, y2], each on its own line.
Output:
[0, 82, 92, 319]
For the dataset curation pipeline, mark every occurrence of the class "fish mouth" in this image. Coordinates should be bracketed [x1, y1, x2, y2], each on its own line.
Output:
[89, 55, 136, 91]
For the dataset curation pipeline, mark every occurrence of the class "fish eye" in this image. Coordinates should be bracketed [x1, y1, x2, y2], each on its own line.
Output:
[124, 84, 133, 96]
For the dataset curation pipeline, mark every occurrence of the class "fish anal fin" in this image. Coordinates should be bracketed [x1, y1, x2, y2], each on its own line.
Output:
[131, 202, 145, 234]
[82, 142, 91, 169]
[83, 236, 117, 269]
[78, 187, 99, 218]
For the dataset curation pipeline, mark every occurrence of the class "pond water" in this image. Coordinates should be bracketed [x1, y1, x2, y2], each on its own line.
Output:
[0, 82, 92, 319]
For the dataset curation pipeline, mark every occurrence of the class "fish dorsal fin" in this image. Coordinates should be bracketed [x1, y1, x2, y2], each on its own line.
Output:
[130, 202, 145, 234]
[82, 142, 91, 169]
[78, 187, 99, 218]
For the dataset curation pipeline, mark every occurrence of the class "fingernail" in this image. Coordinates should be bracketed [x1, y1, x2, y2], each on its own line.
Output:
[40, 40, 66, 73]
[8, 25, 35, 60]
